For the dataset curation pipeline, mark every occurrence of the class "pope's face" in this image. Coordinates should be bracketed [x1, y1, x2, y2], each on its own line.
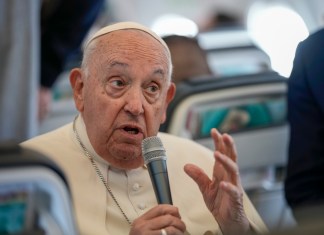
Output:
[70, 30, 175, 169]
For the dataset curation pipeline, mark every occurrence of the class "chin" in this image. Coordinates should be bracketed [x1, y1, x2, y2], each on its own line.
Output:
[109, 148, 144, 169]
[114, 157, 144, 170]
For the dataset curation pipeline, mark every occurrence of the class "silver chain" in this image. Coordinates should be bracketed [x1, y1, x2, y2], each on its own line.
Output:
[72, 116, 132, 226]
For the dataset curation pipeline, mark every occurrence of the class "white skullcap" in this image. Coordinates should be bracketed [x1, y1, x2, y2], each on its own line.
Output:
[84, 21, 170, 55]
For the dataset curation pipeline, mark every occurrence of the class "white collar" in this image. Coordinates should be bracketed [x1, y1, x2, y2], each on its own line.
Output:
[74, 114, 110, 166]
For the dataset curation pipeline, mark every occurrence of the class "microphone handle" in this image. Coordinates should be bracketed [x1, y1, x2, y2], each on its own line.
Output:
[147, 159, 173, 205]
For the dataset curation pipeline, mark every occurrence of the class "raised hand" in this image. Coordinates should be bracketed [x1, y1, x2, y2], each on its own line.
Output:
[184, 128, 250, 235]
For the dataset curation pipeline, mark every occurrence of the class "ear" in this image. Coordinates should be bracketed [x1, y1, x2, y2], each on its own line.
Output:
[161, 82, 176, 124]
[69, 68, 85, 112]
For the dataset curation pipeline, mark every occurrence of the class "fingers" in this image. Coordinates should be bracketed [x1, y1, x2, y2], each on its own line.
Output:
[140, 204, 182, 221]
[184, 164, 211, 192]
[211, 128, 225, 153]
[222, 133, 238, 162]
[159, 226, 185, 235]
[211, 128, 237, 162]
[184, 147, 241, 193]
[215, 151, 241, 187]
[149, 213, 186, 233]
[219, 181, 244, 202]
[147, 205, 184, 229]
[131, 205, 186, 234]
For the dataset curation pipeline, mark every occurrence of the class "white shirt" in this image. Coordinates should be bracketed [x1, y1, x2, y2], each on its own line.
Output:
[21, 115, 267, 234]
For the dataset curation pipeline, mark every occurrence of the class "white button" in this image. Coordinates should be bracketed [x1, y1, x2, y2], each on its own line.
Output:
[132, 183, 140, 191]
[138, 202, 146, 210]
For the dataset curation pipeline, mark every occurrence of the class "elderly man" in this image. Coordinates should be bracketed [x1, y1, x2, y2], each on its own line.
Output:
[21, 22, 267, 235]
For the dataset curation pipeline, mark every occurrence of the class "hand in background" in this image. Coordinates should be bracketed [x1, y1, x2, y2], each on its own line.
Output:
[38, 86, 52, 122]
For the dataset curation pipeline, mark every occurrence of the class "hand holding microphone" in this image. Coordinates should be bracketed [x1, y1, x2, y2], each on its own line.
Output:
[129, 137, 186, 234]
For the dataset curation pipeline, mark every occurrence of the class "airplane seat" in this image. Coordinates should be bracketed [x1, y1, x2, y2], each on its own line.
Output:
[160, 71, 296, 230]
[198, 28, 272, 77]
[161, 71, 289, 173]
[0, 142, 79, 235]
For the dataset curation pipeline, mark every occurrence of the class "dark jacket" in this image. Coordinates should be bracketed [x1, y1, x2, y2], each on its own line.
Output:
[284, 28, 324, 222]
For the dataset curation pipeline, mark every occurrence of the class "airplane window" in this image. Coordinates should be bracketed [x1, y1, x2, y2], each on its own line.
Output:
[184, 94, 287, 139]
[151, 14, 198, 37]
[247, 2, 309, 77]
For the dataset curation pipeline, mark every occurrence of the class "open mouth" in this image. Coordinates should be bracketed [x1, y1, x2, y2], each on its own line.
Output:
[123, 127, 140, 134]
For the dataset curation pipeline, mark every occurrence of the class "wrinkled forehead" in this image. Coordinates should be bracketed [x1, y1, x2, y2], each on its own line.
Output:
[84, 21, 170, 56]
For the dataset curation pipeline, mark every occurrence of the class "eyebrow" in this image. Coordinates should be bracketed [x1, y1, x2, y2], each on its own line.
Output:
[108, 61, 128, 69]
[108, 61, 166, 78]
[153, 68, 165, 77]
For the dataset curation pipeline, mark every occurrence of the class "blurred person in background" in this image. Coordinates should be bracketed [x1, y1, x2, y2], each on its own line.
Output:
[284, 27, 324, 225]
[162, 35, 213, 84]
[39, 0, 105, 121]
[201, 10, 242, 32]
[0, 0, 104, 143]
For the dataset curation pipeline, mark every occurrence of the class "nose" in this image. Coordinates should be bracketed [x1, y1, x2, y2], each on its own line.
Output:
[124, 88, 144, 116]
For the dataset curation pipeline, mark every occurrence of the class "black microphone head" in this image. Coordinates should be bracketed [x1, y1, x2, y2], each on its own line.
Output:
[142, 136, 166, 164]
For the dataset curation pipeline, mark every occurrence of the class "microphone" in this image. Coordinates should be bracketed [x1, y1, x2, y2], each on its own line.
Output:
[142, 136, 173, 205]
